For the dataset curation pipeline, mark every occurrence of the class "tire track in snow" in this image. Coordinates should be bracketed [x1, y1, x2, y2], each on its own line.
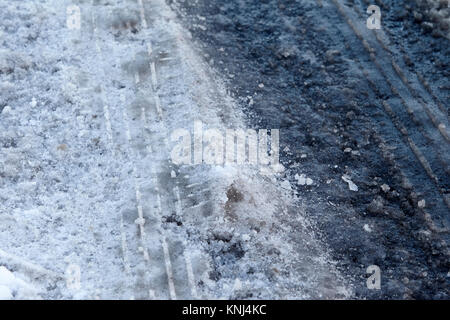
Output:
[328, 0, 450, 211]
[86, 0, 205, 299]
[359, 0, 448, 118]
[135, 0, 201, 299]
[316, 0, 449, 232]
[361, 63, 449, 234]
[357, 0, 450, 137]
[330, 0, 450, 147]
[89, 3, 158, 299]
[89, 4, 137, 296]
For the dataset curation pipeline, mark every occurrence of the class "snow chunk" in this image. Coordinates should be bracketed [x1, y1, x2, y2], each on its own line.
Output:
[342, 175, 358, 191]
[418, 199, 426, 209]
[1, 105, 12, 115]
[295, 174, 313, 186]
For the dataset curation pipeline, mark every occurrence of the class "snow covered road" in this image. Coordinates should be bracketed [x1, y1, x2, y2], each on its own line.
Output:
[0, 0, 350, 299]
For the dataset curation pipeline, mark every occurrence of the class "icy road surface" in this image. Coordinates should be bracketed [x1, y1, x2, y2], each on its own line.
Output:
[0, 0, 350, 299]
